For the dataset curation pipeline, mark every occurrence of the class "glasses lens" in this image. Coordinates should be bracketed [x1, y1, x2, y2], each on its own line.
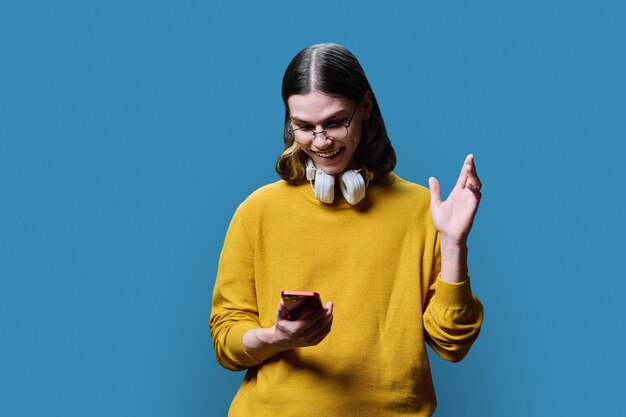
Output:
[325, 125, 348, 140]
[292, 129, 315, 144]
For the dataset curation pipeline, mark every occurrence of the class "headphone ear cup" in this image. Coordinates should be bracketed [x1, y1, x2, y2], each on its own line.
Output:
[314, 170, 335, 203]
[340, 170, 366, 205]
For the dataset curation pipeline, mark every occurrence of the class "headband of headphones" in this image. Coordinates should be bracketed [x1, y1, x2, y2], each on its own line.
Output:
[305, 158, 373, 205]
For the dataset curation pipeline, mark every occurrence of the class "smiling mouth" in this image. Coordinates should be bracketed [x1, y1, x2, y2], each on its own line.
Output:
[315, 148, 342, 158]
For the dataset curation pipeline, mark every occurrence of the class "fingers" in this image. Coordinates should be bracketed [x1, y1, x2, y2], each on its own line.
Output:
[306, 302, 334, 345]
[465, 154, 482, 193]
[298, 301, 332, 328]
[275, 301, 334, 347]
[276, 299, 290, 321]
[454, 154, 482, 193]
[309, 314, 333, 345]
[455, 154, 472, 189]
[428, 177, 442, 205]
[467, 154, 477, 175]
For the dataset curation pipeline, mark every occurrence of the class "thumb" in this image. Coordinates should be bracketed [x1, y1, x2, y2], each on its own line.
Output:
[428, 177, 442, 206]
[325, 301, 334, 315]
[277, 299, 290, 321]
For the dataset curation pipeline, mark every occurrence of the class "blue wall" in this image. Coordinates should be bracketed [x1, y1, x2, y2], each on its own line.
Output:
[2, 1, 624, 415]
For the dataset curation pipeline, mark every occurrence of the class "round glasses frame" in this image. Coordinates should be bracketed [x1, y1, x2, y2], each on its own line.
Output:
[289, 105, 358, 145]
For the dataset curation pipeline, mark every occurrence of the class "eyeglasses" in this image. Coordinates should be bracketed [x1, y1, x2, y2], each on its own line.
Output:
[289, 105, 358, 145]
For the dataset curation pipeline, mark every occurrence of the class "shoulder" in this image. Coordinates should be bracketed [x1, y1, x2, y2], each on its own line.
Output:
[374, 173, 431, 207]
[240, 179, 301, 207]
[233, 179, 308, 220]
[367, 173, 434, 229]
[387, 173, 430, 195]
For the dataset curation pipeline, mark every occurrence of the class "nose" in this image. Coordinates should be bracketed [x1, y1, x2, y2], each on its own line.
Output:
[311, 130, 333, 147]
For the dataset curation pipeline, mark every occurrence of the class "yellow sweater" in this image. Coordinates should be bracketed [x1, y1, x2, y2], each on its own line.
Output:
[210, 173, 483, 417]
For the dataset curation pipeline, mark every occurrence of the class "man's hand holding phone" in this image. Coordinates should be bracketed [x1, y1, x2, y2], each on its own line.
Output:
[281, 291, 323, 320]
[273, 291, 333, 349]
[241, 291, 333, 362]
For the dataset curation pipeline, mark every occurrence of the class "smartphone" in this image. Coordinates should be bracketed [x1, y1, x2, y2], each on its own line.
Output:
[281, 291, 323, 320]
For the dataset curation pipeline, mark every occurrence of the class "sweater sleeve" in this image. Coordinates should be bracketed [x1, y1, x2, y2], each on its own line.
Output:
[209, 208, 264, 371]
[423, 275, 483, 362]
[422, 236, 484, 362]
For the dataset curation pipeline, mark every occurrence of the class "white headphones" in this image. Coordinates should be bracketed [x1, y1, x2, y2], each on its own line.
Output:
[305, 158, 373, 205]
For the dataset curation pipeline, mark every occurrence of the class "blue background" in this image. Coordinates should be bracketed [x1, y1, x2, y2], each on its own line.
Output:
[1, 1, 624, 415]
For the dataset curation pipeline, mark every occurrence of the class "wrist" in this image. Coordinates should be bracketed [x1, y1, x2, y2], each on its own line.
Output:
[255, 326, 274, 345]
[439, 236, 468, 284]
[255, 326, 287, 352]
[439, 234, 467, 251]
[242, 326, 286, 363]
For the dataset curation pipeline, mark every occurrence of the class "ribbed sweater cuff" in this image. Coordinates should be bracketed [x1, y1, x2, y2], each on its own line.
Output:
[435, 274, 475, 309]
[228, 322, 264, 367]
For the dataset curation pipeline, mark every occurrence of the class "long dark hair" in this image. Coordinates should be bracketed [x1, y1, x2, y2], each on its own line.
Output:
[276, 43, 396, 183]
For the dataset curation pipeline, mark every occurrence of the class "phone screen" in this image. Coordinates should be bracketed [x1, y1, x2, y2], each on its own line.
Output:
[281, 291, 322, 320]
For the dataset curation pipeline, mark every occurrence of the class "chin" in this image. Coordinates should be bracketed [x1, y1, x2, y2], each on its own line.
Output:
[316, 160, 350, 175]
[319, 167, 343, 175]
[308, 151, 354, 175]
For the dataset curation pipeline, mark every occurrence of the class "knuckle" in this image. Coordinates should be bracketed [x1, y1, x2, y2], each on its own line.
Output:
[282, 326, 299, 338]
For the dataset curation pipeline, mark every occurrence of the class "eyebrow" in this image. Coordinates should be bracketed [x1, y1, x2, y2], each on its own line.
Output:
[290, 109, 350, 125]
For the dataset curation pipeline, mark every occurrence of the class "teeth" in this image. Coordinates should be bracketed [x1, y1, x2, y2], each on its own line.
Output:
[316, 149, 341, 158]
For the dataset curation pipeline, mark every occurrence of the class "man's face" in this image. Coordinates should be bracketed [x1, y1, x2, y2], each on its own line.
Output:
[288, 91, 370, 175]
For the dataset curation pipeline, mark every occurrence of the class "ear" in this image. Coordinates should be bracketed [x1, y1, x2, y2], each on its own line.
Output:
[361, 91, 373, 120]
